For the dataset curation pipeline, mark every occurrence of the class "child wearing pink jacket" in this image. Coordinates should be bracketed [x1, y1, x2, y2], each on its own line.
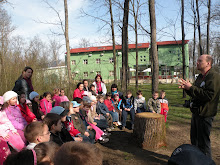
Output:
[40, 92, 52, 115]
[0, 91, 26, 151]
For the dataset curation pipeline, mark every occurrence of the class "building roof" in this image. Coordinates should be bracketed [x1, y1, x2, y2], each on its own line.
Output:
[70, 40, 189, 54]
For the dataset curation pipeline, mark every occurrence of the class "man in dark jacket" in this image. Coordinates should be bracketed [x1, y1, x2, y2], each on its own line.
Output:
[13, 66, 34, 100]
[179, 54, 220, 158]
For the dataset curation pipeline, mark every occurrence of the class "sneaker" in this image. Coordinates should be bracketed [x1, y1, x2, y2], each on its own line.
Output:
[103, 132, 111, 136]
[99, 138, 109, 144]
[117, 121, 122, 126]
[106, 128, 112, 132]
[131, 124, 134, 130]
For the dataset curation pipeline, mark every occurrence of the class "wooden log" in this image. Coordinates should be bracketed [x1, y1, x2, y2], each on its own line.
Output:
[133, 112, 166, 150]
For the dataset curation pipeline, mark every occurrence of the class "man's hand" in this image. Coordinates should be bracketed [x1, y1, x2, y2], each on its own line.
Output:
[84, 131, 90, 137]
[179, 78, 192, 90]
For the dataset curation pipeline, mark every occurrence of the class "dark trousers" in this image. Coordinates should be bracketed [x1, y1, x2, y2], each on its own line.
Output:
[122, 108, 135, 127]
[94, 119, 108, 129]
[190, 114, 214, 158]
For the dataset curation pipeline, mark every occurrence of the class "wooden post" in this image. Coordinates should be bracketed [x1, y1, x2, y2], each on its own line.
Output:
[133, 112, 166, 150]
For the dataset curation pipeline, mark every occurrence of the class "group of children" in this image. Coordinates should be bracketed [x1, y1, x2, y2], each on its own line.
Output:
[0, 81, 169, 165]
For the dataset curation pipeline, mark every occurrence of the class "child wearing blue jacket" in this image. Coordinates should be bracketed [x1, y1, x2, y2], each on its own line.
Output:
[122, 90, 135, 130]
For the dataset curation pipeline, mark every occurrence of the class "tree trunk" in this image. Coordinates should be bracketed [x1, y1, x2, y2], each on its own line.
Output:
[181, 0, 186, 98]
[133, 112, 166, 150]
[207, 0, 211, 54]
[192, 0, 196, 82]
[109, 0, 117, 83]
[132, 0, 139, 88]
[149, 0, 158, 94]
[64, 0, 72, 97]
[196, 0, 203, 55]
[122, 0, 130, 93]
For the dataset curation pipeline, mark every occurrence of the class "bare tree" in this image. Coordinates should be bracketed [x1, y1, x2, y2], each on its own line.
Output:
[131, 0, 140, 88]
[196, 0, 203, 55]
[49, 38, 62, 67]
[78, 38, 91, 48]
[109, 0, 117, 83]
[206, 0, 211, 54]
[64, 0, 72, 95]
[149, 0, 158, 94]
[181, 0, 186, 98]
[122, 0, 130, 92]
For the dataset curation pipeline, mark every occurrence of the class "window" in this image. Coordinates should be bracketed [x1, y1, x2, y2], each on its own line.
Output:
[109, 71, 114, 76]
[96, 59, 101, 64]
[140, 59, 143, 61]
[96, 71, 101, 75]
[109, 58, 114, 63]
[83, 59, 88, 64]
[71, 60, 76, 65]
[84, 72, 88, 77]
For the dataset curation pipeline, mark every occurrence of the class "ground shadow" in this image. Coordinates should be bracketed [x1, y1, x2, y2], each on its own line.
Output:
[102, 130, 170, 165]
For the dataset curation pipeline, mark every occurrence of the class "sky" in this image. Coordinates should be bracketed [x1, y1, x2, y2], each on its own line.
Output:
[3, 0, 218, 59]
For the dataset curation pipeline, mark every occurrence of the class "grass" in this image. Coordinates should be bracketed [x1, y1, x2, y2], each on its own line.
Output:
[122, 84, 220, 123]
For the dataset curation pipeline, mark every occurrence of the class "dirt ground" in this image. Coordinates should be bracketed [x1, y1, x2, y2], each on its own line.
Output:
[95, 118, 220, 165]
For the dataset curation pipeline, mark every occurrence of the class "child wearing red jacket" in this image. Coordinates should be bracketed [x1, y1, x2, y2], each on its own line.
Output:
[17, 92, 37, 124]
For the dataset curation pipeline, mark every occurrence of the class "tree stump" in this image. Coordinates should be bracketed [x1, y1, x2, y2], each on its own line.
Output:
[133, 112, 166, 150]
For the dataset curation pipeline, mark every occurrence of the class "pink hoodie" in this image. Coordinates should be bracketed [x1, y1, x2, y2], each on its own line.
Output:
[40, 98, 52, 115]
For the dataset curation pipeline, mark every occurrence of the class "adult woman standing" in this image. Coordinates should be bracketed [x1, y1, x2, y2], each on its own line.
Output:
[12, 66, 34, 100]
[92, 75, 107, 95]
[73, 82, 84, 99]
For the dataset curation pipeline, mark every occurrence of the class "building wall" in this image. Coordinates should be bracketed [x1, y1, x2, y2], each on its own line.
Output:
[70, 43, 189, 81]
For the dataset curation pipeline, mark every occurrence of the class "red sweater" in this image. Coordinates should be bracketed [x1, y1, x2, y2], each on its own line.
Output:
[104, 99, 114, 111]
[73, 88, 84, 99]
[64, 120, 81, 137]
[17, 103, 36, 124]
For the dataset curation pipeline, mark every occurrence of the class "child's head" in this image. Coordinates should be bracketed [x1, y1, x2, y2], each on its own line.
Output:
[54, 142, 103, 165]
[3, 91, 18, 107]
[83, 79, 89, 88]
[97, 95, 104, 103]
[113, 93, 119, 101]
[111, 83, 118, 92]
[126, 90, 132, 98]
[50, 106, 69, 122]
[18, 92, 26, 104]
[24, 121, 50, 144]
[60, 101, 71, 116]
[136, 90, 143, 98]
[89, 84, 95, 91]
[43, 92, 52, 101]
[34, 141, 59, 165]
[43, 113, 62, 133]
[83, 102, 91, 111]
[160, 90, 166, 99]
[153, 91, 159, 100]
[105, 93, 112, 100]
[90, 95, 97, 105]
[70, 101, 81, 113]
[60, 89, 65, 96]
[4, 149, 36, 165]
[73, 97, 83, 109]
[53, 88, 60, 96]
[29, 91, 40, 102]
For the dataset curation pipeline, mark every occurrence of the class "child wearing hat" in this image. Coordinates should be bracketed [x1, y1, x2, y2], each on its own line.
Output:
[0, 91, 26, 151]
[29, 91, 44, 120]
[17, 92, 37, 124]
[49, 106, 77, 143]
[70, 100, 95, 144]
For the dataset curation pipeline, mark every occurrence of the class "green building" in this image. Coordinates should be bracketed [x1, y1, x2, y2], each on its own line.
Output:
[69, 40, 189, 82]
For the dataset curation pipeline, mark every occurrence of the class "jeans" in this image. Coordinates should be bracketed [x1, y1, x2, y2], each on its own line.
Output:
[122, 108, 135, 127]
[109, 111, 119, 122]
